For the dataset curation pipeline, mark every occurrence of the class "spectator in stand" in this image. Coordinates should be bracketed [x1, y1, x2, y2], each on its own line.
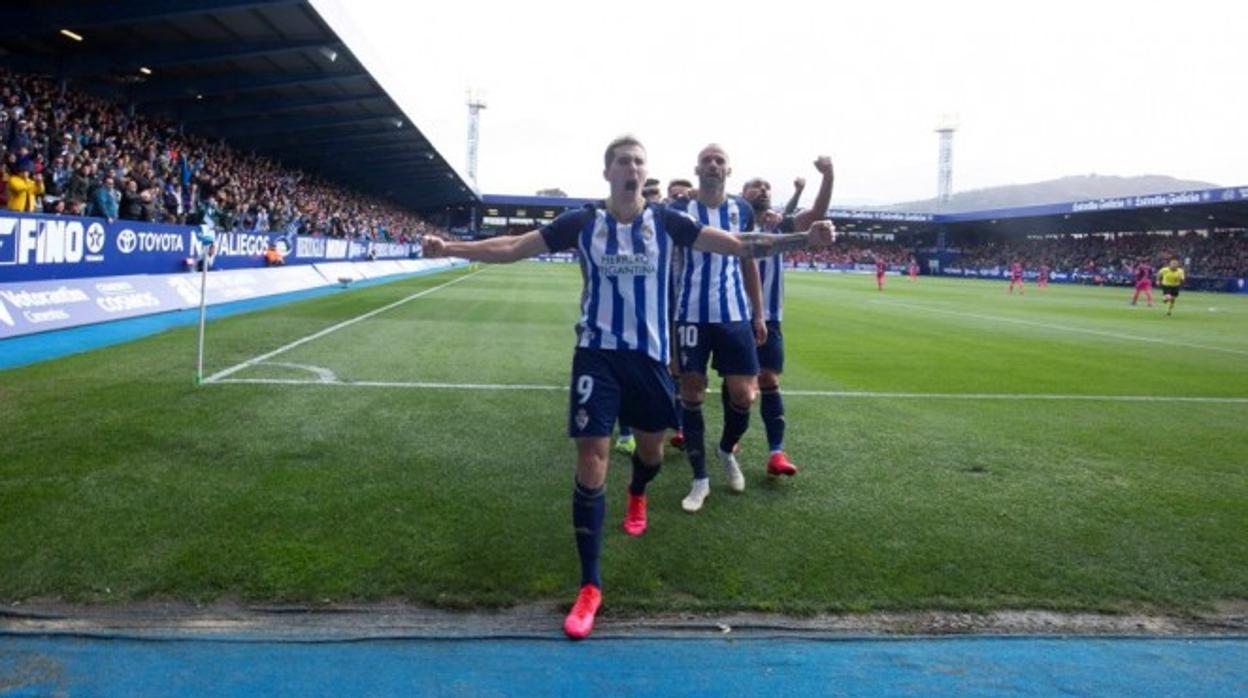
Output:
[87, 175, 118, 222]
[119, 178, 143, 220]
[6, 162, 43, 212]
[137, 189, 157, 222]
[65, 161, 93, 208]
[162, 182, 184, 224]
[49, 151, 70, 185]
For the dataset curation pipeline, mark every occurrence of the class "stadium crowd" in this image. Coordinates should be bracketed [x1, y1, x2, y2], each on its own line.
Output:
[0, 68, 445, 241]
[785, 239, 911, 267]
[954, 232, 1248, 278]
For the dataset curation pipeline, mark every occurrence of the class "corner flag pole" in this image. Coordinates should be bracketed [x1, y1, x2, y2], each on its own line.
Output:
[195, 224, 216, 386]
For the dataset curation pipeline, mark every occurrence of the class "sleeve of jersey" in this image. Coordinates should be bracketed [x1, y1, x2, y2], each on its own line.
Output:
[540, 209, 591, 252]
[660, 208, 704, 247]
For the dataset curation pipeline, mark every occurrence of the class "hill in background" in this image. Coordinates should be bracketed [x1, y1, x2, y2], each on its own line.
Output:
[883, 175, 1219, 213]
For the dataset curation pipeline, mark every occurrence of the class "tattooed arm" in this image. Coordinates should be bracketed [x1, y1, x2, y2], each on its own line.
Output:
[693, 220, 836, 260]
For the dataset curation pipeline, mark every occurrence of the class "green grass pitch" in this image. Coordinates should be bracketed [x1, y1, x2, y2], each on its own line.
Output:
[1, 263, 1245, 614]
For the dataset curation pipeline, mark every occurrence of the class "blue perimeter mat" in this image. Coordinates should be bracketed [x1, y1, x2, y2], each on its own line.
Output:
[0, 264, 465, 372]
[1, 636, 1244, 696]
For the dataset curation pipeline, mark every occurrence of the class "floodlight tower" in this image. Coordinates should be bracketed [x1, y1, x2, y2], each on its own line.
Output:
[466, 89, 487, 186]
[935, 113, 959, 208]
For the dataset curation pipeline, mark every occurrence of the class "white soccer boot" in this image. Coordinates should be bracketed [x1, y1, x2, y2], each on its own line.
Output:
[717, 447, 746, 492]
[681, 478, 711, 513]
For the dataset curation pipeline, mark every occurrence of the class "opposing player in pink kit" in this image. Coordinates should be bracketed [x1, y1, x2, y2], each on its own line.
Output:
[875, 258, 887, 291]
[1131, 260, 1154, 307]
[1037, 264, 1050, 290]
[907, 257, 919, 283]
[1007, 261, 1025, 295]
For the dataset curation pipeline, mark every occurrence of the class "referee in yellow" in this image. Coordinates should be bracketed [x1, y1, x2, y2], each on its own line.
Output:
[1157, 258, 1186, 316]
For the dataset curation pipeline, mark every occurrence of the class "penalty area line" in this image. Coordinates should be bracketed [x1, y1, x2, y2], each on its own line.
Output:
[202, 268, 487, 384]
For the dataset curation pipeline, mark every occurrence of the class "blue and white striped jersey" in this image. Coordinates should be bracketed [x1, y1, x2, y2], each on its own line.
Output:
[754, 214, 796, 322]
[672, 196, 755, 324]
[541, 203, 703, 364]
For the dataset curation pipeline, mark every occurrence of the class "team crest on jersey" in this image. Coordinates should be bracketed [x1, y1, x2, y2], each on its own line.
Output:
[642, 223, 654, 241]
[575, 408, 590, 431]
[729, 211, 739, 228]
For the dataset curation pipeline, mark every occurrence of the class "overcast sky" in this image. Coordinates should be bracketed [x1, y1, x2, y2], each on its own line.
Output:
[313, 0, 1246, 207]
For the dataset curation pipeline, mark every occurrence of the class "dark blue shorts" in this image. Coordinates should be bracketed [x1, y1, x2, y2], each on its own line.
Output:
[756, 321, 784, 373]
[568, 348, 679, 438]
[676, 321, 760, 377]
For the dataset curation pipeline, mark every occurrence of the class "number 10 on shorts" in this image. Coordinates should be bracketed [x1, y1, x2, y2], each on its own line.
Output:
[679, 325, 698, 348]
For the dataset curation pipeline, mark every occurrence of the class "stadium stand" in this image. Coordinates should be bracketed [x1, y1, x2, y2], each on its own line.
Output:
[0, 3, 480, 343]
[0, 67, 446, 242]
[953, 232, 1248, 279]
[786, 241, 911, 268]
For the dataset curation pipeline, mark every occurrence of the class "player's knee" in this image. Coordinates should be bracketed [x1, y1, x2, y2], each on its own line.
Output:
[574, 441, 609, 487]
[634, 431, 665, 463]
[680, 382, 706, 404]
[575, 458, 607, 489]
[759, 371, 780, 391]
[728, 382, 756, 408]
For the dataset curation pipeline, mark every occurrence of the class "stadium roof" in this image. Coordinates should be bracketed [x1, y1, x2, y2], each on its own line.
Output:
[0, 0, 475, 212]
[481, 194, 597, 208]
[934, 185, 1248, 236]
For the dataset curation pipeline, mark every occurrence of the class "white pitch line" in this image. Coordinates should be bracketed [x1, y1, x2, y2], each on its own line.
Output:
[871, 298, 1248, 358]
[259, 362, 340, 383]
[208, 377, 1248, 403]
[214, 378, 566, 391]
[203, 268, 486, 384]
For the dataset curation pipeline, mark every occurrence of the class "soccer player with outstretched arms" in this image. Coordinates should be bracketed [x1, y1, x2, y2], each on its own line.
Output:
[421, 135, 835, 640]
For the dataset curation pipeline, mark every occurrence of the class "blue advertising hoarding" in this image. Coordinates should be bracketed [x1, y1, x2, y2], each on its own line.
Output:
[0, 212, 418, 283]
[0, 258, 460, 340]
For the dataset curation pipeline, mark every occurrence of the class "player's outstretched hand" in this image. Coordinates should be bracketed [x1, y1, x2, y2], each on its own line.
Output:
[761, 209, 783, 231]
[422, 235, 447, 258]
[808, 220, 836, 247]
[814, 155, 833, 176]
